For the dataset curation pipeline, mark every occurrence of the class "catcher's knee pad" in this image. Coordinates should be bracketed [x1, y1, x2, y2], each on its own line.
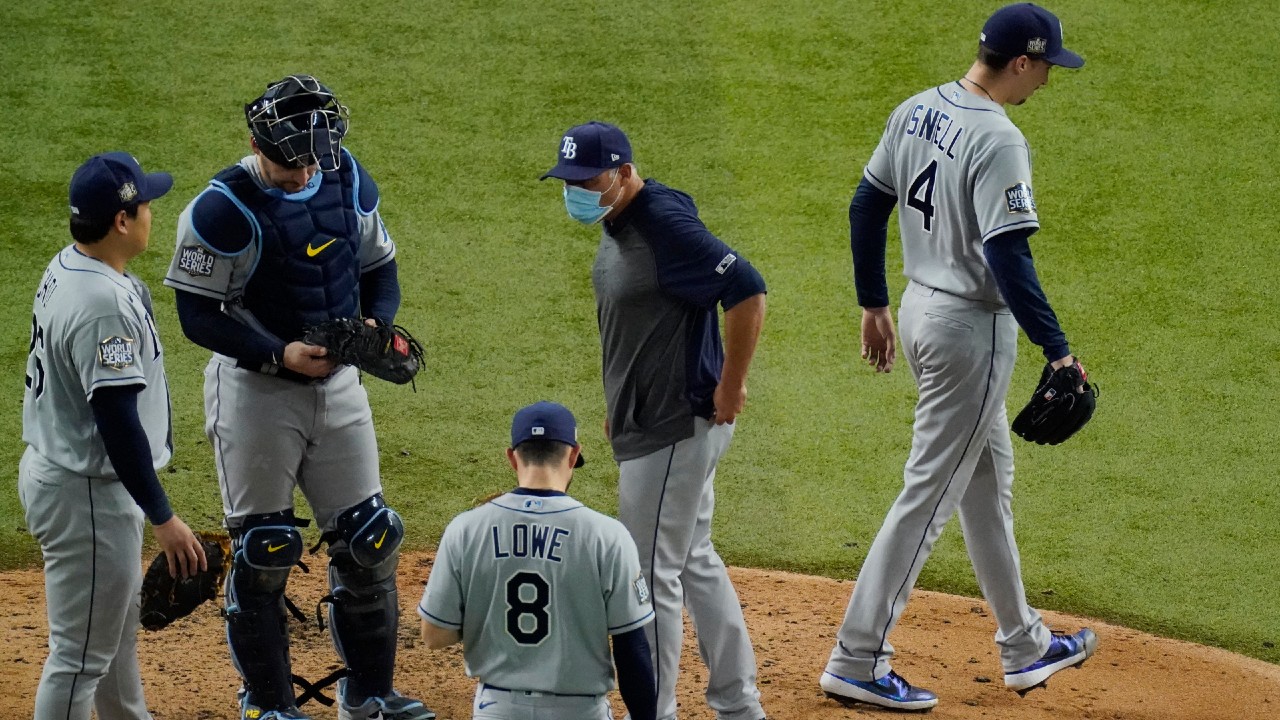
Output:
[323, 494, 404, 700]
[225, 514, 306, 710]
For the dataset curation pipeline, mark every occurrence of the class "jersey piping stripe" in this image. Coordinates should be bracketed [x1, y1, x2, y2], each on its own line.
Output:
[863, 169, 895, 195]
[489, 504, 586, 517]
[646, 444, 677, 700]
[418, 606, 461, 629]
[871, 314, 1000, 675]
[64, 477, 97, 719]
[59, 249, 143, 300]
[934, 84, 1004, 114]
[981, 219, 1040, 242]
[608, 609, 655, 633]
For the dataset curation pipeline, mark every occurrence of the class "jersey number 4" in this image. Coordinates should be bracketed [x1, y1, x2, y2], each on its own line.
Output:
[907, 159, 939, 233]
[505, 571, 550, 645]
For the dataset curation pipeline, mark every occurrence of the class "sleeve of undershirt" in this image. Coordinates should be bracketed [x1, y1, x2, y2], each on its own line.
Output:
[91, 385, 173, 525]
[849, 177, 898, 308]
[983, 227, 1069, 361]
[174, 290, 286, 365]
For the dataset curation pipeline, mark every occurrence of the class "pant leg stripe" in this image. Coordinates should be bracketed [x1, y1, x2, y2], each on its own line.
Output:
[647, 445, 677, 705]
[873, 315, 999, 674]
[65, 477, 98, 720]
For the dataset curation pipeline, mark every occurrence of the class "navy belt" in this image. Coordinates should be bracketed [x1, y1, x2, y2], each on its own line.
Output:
[481, 683, 595, 698]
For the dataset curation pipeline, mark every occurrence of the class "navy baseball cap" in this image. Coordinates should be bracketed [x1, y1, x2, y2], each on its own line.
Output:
[540, 121, 632, 182]
[981, 3, 1084, 68]
[69, 152, 173, 223]
[511, 401, 586, 467]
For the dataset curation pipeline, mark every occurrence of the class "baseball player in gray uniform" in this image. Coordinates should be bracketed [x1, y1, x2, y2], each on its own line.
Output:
[20, 152, 206, 720]
[820, 4, 1098, 711]
[419, 401, 657, 720]
[162, 75, 431, 720]
[541, 122, 768, 720]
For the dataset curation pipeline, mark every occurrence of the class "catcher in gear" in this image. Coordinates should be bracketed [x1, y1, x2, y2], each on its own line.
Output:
[163, 74, 433, 720]
[302, 317, 424, 386]
[1011, 360, 1097, 445]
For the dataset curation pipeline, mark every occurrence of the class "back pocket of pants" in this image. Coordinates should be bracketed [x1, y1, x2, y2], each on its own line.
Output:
[923, 312, 973, 331]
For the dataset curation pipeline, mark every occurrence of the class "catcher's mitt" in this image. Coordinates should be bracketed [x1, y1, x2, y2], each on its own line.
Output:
[139, 531, 231, 631]
[1011, 360, 1098, 445]
[302, 318, 424, 385]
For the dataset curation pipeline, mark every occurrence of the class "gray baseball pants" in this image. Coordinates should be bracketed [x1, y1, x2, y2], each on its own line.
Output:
[19, 447, 153, 720]
[827, 281, 1051, 681]
[618, 419, 763, 720]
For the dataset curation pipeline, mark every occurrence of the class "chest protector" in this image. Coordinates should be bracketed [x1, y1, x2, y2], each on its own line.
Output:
[215, 164, 361, 341]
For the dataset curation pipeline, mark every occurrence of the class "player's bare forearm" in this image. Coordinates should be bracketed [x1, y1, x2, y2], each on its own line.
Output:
[420, 619, 461, 649]
[714, 293, 766, 424]
[860, 306, 897, 373]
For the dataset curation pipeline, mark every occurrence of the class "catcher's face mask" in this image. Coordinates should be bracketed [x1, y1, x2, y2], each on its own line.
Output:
[245, 74, 350, 172]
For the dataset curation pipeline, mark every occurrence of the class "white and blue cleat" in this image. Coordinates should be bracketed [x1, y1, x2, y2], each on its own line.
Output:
[821, 669, 939, 712]
[1005, 627, 1098, 696]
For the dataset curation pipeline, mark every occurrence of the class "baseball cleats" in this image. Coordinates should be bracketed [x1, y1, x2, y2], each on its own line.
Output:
[239, 698, 312, 720]
[1005, 628, 1098, 695]
[337, 679, 436, 720]
[821, 669, 939, 712]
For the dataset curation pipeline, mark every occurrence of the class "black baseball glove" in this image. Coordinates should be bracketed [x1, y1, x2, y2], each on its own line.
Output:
[1010, 360, 1098, 445]
[302, 318, 424, 385]
[139, 531, 232, 631]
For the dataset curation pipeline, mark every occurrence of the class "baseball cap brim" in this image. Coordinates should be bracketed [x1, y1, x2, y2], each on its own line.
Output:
[138, 172, 175, 203]
[539, 163, 612, 182]
[1046, 47, 1084, 68]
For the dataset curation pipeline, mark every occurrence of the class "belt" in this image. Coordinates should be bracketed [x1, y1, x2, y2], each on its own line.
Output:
[234, 359, 330, 385]
[481, 683, 596, 698]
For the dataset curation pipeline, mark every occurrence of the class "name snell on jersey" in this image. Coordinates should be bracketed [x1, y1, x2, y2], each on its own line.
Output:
[903, 104, 965, 161]
[490, 523, 571, 562]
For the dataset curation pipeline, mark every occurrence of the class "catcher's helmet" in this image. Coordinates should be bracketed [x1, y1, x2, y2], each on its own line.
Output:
[245, 74, 349, 171]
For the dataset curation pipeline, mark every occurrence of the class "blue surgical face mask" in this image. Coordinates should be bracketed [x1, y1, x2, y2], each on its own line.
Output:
[563, 169, 620, 225]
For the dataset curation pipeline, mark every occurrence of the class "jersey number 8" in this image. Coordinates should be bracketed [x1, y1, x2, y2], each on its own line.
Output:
[505, 571, 550, 645]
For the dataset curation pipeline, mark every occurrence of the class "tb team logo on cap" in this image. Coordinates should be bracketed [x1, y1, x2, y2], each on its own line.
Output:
[561, 136, 577, 159]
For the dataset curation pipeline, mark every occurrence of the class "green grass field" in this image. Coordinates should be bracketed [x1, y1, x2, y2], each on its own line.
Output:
[2, 0, 1277, 665]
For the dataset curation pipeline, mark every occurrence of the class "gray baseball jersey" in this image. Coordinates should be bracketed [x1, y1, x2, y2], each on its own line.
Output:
[418, 489, 653, 695]
[863, 83, 1039, 304]
[24, 245, 171, 475]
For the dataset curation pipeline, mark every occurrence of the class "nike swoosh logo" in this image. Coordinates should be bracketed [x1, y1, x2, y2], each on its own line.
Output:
[306, 238, 338, 257]
[267, 543, 288, 552]
[373, 529, 388, 549]
[478, 701, 497, 709]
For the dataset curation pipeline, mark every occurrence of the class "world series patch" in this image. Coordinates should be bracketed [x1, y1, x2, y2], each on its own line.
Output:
[178, 244, 216, 277]
[1005, 182, 1036, 214]
[98, 336, 136, 370]
[634, 574, 650, 604]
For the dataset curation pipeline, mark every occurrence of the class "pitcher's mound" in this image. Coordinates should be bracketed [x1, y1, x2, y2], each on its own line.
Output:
[2, 555, 1276, 719]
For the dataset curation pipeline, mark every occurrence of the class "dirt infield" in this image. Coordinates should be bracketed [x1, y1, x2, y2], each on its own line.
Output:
[2, 553, 1276, 719]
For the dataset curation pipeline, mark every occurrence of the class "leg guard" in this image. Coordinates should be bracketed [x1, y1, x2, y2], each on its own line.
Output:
[226, 512, 305, 711]
[323, 494, 405, 703]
